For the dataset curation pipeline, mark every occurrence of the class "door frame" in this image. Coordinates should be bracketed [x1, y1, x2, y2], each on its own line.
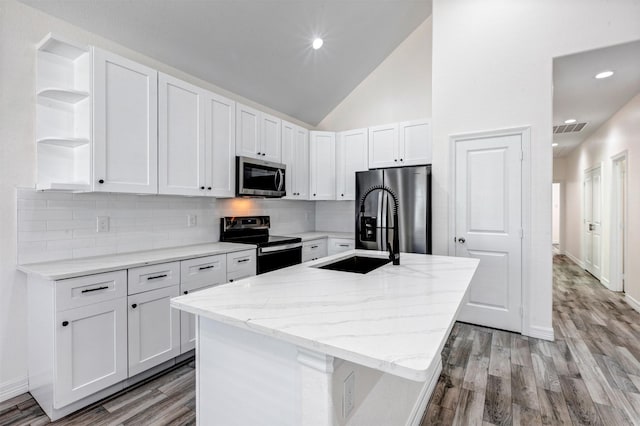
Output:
[448, 126, 531, 335]
[610, 151, 628, 292]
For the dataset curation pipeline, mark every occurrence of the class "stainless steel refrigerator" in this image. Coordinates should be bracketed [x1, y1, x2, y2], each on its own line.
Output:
[355, 165, 431, 254]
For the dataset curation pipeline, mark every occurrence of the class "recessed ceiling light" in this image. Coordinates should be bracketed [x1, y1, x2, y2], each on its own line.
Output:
[595, 70, 614, 79]
[564, 119, 577, 124]
[552, 143, 559, 147]
[312, 38, 323, 50]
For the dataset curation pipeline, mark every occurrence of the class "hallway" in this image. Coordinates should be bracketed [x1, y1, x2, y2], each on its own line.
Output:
[422, 255, 640, 425]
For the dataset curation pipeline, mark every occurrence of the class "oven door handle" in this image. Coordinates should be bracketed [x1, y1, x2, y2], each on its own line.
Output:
[258, 242, 302, 255]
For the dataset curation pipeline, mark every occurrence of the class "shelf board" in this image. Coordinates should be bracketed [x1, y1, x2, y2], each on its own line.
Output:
[36, 182, 91, 192]
[38, 88, 89, 104]
[37, 137, 90, 148]
[37, 34, 89, 60]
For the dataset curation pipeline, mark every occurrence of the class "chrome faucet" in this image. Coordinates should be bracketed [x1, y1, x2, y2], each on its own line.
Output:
[359, 185, 400, 265]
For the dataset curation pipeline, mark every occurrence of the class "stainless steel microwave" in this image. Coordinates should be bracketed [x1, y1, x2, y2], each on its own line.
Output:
[236, 156, 286, 198]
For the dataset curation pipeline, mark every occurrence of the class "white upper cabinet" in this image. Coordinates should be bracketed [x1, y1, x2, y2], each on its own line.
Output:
[158, 73, 206, 196]
[236, 103, 281, 162]
[205, 91, 236, 197]
[282, 120, 309, 200]
[309, 131, 336, 200]
[399, 119, 432, 166]
[93, 48, 158, 193]
[368, 119, 432, 169]
[158, 74, 235, 197]
[336, 128, 368, 200]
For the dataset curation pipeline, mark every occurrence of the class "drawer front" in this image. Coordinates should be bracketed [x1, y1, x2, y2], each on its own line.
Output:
[180, 255, 227, 293]
[328, 238, 355, 256]
[127, 262, 180, 295]
[56, 270, 127, 311]
[302, 239, 328, 262]
[227, 249, 256, 274]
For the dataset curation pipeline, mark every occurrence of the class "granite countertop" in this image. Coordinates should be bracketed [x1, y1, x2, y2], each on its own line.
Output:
[18, 242, 256, 280]
[286, 231, 354, 241]
[171, 250, 479, 382]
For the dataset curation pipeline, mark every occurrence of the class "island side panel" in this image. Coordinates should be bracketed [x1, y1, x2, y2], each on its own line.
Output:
[197, 317, 301, 425]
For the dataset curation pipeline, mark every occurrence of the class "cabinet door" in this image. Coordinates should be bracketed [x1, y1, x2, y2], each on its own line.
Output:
[93, 48, 158, 193]
[336, 128, 368, 200]
[158, 73, 206, 196]
[127, 286, 180, 376]
[235, 103, 261, 159]
[309, 131, 336, 200]
[55, 298, 127, 408]
[205, 92, 236, 197]
[261, 113, 281, 163]
[328, 238, 355, 256]
[399, 119, 432, 166]
[368, 124, 398, 169]
[281, 121, 296, 198]
[294, 126, 310, 199]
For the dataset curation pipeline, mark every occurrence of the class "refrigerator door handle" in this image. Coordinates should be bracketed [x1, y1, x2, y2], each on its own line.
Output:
[377, 191, 384, 251]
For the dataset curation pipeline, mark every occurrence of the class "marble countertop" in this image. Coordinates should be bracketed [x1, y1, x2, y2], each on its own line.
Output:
[171, 250, 479, 382]
[286, 231, 354, 241]
[18, 242, 255, 280]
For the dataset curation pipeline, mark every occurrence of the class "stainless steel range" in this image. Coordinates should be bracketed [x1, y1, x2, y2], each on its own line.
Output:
[220, 216, 302, 274]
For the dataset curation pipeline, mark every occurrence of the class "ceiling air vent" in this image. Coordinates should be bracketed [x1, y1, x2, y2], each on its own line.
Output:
[553, 122, 587, 134]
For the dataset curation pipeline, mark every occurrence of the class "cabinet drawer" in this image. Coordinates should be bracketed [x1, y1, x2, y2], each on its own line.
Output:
[227, 249, 256, 274]
[127, 262, 180, 295]
[56, 270, 127, 312]
[180, 255, 226, 293]
[302, 238, 328, 262]
[328, 238, 355, 256]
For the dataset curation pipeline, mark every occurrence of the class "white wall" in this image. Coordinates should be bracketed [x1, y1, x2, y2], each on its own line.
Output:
[432, 0, 640, 338]
[562, 92, 640, 296]
[0, 0, 314, 401]
[316, 17, 432, 131]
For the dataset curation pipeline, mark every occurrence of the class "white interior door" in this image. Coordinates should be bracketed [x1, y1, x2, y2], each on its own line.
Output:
[583, 166, 602, 279]
[454, 133, 522, 333]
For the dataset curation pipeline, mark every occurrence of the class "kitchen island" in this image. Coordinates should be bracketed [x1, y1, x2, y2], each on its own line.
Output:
[171, 250, 478, 426]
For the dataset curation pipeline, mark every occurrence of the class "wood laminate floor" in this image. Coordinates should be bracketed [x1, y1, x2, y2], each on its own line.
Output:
[3, 255, 640, 425]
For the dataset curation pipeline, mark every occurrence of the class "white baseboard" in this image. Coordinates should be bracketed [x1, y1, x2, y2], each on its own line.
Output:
[526, 325, 554, 341]
[600, 276, 611, 289]
[564, 251, 584, 268]
[625, 294, 640, 314]
[0, 376, 28, 403]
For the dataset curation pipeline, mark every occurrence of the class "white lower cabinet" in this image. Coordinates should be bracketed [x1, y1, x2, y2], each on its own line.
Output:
[328, 238, 355, 256]
[226, 249, 257, 282]
[302, 238, 328, 262]
[55, 297, 127, 408]
[127, 285, 181, 376]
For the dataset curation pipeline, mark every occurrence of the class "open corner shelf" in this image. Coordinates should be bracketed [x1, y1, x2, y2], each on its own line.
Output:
[38, 88, 89, 104]
[36, 182, 91, 192]
[37, 137, 90, 148]
[38, 35, 89, 60]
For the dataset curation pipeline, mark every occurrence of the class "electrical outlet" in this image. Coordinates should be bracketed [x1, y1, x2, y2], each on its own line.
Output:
[96, 216, 109, 233]
[187, 214, 197, 228]
[343, 372, 355, 418]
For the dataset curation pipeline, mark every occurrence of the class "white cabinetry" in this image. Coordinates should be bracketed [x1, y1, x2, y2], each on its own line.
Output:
[226, 249, 257, 282]
[302, 238, 328, 262]
[236, 103, 281, 162]
[93, 48, 158, 193]
[368, 119, 431, 169]
[336, 128, 368, 200]
[158, 73, 235, 197]
[328, 238, 355, 256]
[309, 131, 336, 200]
[28, 270, 128, 420]
[127, 262, 180, 376]
[282, 121, 309, 199]
[179, 255, 227, 353]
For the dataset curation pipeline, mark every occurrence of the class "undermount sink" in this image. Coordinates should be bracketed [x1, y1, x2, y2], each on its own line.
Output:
[317, 255, 391, 274]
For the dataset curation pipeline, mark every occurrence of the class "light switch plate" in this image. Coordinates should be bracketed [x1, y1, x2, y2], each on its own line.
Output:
[187, 214, 197, 227]
[96, 216, 109, 233]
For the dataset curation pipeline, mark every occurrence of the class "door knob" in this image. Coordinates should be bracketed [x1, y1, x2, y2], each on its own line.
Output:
[458, 237, 466, 243]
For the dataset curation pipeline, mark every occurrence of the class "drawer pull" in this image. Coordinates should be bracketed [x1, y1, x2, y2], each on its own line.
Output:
[131, 303, 137, 309]
[81, 285, 109, 293]
[198, 265, 215, 270]
[147, 274, 168, 280]
[338, 244, 350, 247]
[184, 291, 189, 295]
[237, 258, 250, 263]
[62, 321, 69, 327]
[311, 245, 318, 249]
[229, 279, 234, 282]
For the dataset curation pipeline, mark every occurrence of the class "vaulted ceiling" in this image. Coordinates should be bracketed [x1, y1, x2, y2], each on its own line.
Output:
[20, 0, 432, 126]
